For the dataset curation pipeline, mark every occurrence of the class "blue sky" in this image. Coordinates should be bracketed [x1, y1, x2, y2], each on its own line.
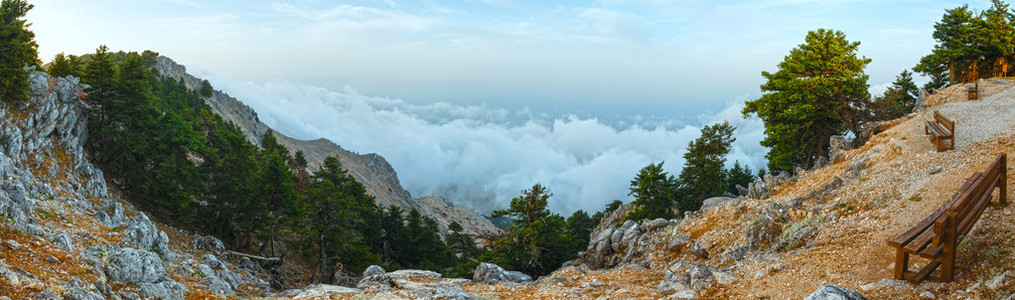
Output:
[30, 0, 979, 118]
[25, 0, 994, 213]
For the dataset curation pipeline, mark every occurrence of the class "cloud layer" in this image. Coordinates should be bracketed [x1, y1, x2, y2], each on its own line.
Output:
[194, 69, 768, 215]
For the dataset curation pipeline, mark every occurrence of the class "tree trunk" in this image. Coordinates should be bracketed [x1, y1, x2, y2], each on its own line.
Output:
[949, 60, 955, 85]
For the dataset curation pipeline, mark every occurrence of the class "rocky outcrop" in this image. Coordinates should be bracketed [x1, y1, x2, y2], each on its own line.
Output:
[473, 262, 532, 284]
[581, 203, 680, 269]
[344, 267, 473, 299]
[804, 285, 869, 300]
[152, 56, 497, 239]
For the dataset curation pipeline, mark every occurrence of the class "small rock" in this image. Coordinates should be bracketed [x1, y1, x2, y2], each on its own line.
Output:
[689, 241, 709, 260]
[929, 167, 942, 175]
[473, 262, 531, 284]
[293, 284, 361, 299]
[985, 271, 1010, 290]
[669, 233, 690, 252]
[363, 265, 385, 278]
[804, 285, 868, 300]
[919, 291, 936, 299]
[713, 271, 735, 285]
[46, 255, 60, 264]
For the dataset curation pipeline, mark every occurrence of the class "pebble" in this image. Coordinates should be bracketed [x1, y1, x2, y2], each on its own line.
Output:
[919, 291, 936, 299]
[46, 255, 60, 264]
[928, 166, 942, 174]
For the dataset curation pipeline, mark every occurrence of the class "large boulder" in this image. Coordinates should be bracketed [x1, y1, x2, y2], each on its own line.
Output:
[105, 247, 166, 284]
[473, 262, 532, 284]
[804, 285, 868, 300]
[122, 213, 173, 259]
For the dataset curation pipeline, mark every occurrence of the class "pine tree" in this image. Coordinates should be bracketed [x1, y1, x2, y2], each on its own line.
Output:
[744, 29, 871, 172]
[679, 122, 736, 209]
[725, 161, 755, 195]
[626, 162, 676, 221]
[874, 70, 921, 119]
[48, 52, 74, 77]
[487, 183, 572, 276]
[979, 0, 1015, 77]
[0, 0, 39, 104]
[915, 5, 979, 84]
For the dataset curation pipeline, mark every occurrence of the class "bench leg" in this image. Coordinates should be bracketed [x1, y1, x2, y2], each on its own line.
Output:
[1002, 155, 1008, 205]
[894, 249, 909, 280]
[940, 233, 958, 282]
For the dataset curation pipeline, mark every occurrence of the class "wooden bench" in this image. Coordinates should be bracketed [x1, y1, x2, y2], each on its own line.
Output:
[967, 82, 979, 100]
[887, 153, 1007, 282]
[924, 111, 955, 152]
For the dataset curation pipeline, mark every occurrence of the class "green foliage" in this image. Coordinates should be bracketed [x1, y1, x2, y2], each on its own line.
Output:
[744, 29, 871, 172]
[48, 52, 76, 77]
[679, 122, 736, 208]
[0, 0, 38, 104]
[625, 162, 677, 221]
[872, 70, 920, 120]
[915, 2, 1015, 84]
[200, 79, 214, 97]
[486, 184, 576, 277]
[725, 161, 755, 195]
[295, 150, 308, 168]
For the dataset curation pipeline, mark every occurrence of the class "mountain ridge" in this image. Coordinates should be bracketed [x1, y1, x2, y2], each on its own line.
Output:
[150, 56, 499, 238]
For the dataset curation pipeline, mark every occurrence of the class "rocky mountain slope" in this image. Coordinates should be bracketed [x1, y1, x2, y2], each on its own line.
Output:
[275, 79, 1015, 299]
[0, 70, 271, 299]
[151, 56, 498, 239]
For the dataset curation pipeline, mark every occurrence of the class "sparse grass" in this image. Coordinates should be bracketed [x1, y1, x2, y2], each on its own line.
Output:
[909, 195, 923, 202]
[858, 177, 869, 183]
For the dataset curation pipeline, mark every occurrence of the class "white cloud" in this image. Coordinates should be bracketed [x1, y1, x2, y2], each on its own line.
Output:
[194, 68, 768, 215]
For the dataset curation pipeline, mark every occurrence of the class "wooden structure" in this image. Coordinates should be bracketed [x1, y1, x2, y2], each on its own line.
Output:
[887, 153, 1007, 282]
[924, 111, 955, 152]
[967, 82, 979, 100]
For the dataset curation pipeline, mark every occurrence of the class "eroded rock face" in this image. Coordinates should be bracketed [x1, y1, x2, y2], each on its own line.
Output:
[473, 262, 532, 284]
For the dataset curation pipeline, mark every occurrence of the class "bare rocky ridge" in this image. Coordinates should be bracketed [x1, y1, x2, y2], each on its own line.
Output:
[152, 56, 498, 238]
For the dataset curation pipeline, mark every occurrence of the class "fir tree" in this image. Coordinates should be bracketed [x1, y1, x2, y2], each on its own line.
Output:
[626, 162, 676, 221]
[744, 29, 871, 172]
[0, 0, 39, 104]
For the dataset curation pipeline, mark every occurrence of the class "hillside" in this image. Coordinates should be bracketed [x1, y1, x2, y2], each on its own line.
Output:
[151, 56, 499, 239]
[451, 78, 1015, 299]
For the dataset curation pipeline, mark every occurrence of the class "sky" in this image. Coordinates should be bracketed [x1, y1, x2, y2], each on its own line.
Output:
[26, 0, 992, 214]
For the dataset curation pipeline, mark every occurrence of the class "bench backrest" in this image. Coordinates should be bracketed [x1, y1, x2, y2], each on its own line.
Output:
[936, 153, 1006, 241]
[933, 111, 955, 134]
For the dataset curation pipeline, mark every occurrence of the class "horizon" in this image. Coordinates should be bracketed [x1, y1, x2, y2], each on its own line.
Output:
[26, 0, 989, 214]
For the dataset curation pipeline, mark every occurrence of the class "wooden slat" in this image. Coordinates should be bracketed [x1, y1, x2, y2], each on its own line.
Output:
[889, 172, 982, 248]
[926, 122, 948, 137]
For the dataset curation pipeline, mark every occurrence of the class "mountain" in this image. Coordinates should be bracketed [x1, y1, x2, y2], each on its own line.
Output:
[151, 56, 499, 239]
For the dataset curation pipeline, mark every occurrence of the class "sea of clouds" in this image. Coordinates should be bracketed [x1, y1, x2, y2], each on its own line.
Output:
[193, 69, 768, 215]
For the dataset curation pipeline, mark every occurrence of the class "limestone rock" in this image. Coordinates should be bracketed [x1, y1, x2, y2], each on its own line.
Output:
[744, 203, 789, 250]
[829, 136, 853, 163]
[293, 284, 362, 299]
[194, 235, 225, 253]
[138, 279, 187, 300]
[657, 270, 695, 298]
[700, 197, 740, 212]
[122, 213, 173, 259]
[668, 233, 690, 252]
[62, 287, 104, 300]
[93, 200, 126, 228]
[105, 247, 167, 284]
[363, 265, 386, 278]
[473, 262, 532, 284]
[804, 285, 868, 300]
[689, 240, 709, 260]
